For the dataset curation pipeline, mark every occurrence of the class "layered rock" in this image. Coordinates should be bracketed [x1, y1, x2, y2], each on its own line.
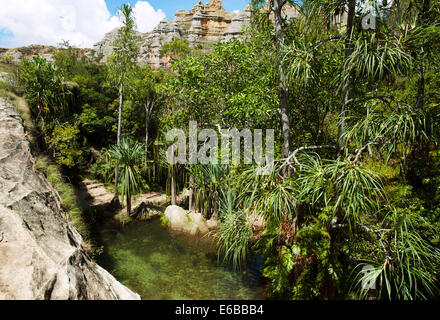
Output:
[222, 5, 253, 42]
[94, 0, 242, 69]
[93, 0, 236, 69]
[138, 19, 184, 69]
[0, 45, 91, 64]
[92, 29, 120, 62]
[1, 1, 344, 69]
[92, 0, 313, 69]
[0, 45, 56, 64]
[180, 0, 236, 44]
[0, 97, 140, 300]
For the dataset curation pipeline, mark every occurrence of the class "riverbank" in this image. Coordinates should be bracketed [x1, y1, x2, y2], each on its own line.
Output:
[0, 96, 140, 300]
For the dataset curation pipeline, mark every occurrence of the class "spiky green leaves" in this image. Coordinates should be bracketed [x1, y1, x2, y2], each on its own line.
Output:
[108, 137, 144, 204]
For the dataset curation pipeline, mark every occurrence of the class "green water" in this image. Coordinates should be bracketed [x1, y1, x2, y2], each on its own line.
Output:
[97, 218, 265, 300]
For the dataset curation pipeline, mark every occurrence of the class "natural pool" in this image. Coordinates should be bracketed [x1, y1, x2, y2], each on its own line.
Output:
[97, 218, 266, 300]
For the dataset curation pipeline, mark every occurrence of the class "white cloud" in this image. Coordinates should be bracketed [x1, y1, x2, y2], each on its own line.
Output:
[133, 1, 166, 33]
[0, 0, 165, 48]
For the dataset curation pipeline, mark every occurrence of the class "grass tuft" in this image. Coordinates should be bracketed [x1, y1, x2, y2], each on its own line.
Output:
[35, 155, 92, 247]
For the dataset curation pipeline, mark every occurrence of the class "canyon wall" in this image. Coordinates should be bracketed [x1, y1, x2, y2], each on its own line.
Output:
[0, 97, 140, 300]
[94, 0, 302, 69]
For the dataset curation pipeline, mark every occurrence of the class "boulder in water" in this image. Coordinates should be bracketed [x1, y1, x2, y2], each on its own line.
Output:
[164, 205, 209, 235]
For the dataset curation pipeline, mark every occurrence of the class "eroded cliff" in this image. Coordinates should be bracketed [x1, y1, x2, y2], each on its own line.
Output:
[0, 97, 140, 300]
[94, 0, 302, 69]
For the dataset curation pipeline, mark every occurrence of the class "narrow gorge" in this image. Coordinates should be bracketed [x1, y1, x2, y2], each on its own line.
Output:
[0, 97, 140, 300]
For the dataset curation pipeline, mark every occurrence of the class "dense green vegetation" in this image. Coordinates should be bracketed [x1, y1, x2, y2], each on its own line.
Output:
[2, 0, 439, 300]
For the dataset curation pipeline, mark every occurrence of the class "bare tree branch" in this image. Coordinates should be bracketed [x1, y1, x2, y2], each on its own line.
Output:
[347, 135, 384, 164]
[281, 145, 336, 171]
[308, 36, 343, 52]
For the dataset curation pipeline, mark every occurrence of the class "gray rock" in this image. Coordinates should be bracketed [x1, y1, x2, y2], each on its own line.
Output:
[0, 50, 24, 63]
[93, 28, 119, 63]
[92, 0, 238, 69]
[164, 205, 209, 235]
[0, 97, 140, 300]
[0, 72, 9, 83]
[90, 0, 321, 69]
[93, 28, 142, 63]
[222, 5, 252, 42]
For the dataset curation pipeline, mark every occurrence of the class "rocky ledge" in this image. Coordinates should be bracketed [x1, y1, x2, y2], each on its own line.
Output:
[94, 0, 303, 69]
[0, 97, 140, 300]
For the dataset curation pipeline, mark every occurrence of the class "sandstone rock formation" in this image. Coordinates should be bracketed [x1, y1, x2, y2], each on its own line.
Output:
[0, 97, 140, 300]
[0, 45, 57, 63]
[175, 0, 237, 44]
[93, 0, 304, 69]
[0, 45, 91, 64]
[222, 5, 253, 42]
[1, 1, 345, 69]
[94, 0, 241, 69]
[164, 205, 209, 235]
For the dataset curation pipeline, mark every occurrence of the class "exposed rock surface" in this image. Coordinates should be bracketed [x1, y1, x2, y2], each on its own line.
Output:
[0, 72, 9, 83]
[1, 1, 344, 69]
[222, 5, 253, 42]
[0, 45, 55, 63]
[0, 97, 140, 300]
[164, 205, 209, 235]
[93, 0, 306, 69]
[0, 45, 91, 64]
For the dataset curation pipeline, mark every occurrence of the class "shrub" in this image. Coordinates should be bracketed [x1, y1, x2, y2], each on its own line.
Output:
[48, 124, 86, 169]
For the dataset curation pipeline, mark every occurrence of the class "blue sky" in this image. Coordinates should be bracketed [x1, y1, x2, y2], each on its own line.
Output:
[0, 0, 250, 48]
[106, 0, 249, 19]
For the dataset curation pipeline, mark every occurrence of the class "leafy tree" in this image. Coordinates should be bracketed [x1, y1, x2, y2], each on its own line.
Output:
[75, 103, 116, 148]
[251, 0, 297, 168]
[160, 38, 192, 60]
[126, 65, 164, 163]
[165, 41, 279, 131]
[211, 0, 440, 300]
[54, 40, 88, 79]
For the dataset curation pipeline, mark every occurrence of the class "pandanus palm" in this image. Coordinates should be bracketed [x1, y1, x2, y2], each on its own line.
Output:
[18, 56, 68, 131]
[108, 138, 144, 216]
[108, 3, 140, 203]
[188, 164, 230, 219]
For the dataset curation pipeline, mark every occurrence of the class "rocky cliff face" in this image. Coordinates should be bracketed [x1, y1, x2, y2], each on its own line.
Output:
[0, 45, 57, 64]
[0, 1, 344, 70]
[0, 45, 91, 65]
[94, 0, 302, 69]
[94, 0, 242, 68]
[0, 97, 140, 300]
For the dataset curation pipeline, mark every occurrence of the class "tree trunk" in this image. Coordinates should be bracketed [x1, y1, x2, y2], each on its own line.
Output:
[272, 0, 292, 168]
[114, 85, 123, 202]
[416, 0, 430, 110]
[144, 102, 153, 164]
[127, 191, 132, 216]
[338, 0, 356, 152]
[189, 176, 194, 211]
[171, 152, 177, 206]
[272, 0, 296, 245]
[416, 66, 425, 109]
[145, 117, 150, 164]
